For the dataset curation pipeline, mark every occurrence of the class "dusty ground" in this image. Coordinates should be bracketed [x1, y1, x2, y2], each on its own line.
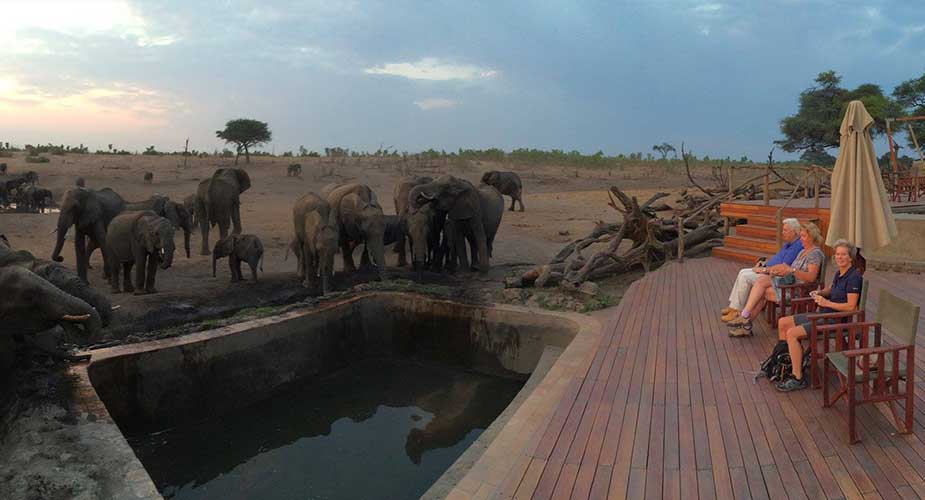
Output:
[0, 152, 694, 499]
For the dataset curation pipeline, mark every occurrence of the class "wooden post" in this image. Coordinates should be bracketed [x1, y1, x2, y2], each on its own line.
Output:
[183, 138, 189, 169]
[677, 216, 685, 262]
[727, 165, 734, 193]
[813, 168, 820, 209]
[763, 166, 770, 206]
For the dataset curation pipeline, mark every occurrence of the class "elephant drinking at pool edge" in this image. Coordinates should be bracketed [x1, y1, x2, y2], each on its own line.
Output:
[410, 175, 490, 273]
[51, 187, 126, 283]
[195, 167, 251, 255]
[447, 184, 503, 271]
[293, 193, 339, 293]
[325, 183, 386, 279]
[105, 211, 176, 295]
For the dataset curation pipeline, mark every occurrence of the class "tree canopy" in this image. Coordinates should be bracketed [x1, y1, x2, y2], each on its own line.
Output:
[777, 71, 902, 156]
[215, 119, 272, 164]
[652, 142, 676, 160]
[893, 74, 925, 150]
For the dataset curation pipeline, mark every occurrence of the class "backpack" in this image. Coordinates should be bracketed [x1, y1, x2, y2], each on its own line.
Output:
[759, 341, 811, 383]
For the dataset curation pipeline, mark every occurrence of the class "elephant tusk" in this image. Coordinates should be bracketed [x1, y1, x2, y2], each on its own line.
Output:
[111, 305, 121, 311]
[62, 314, 91, 322]
[49, 228, 58, 235]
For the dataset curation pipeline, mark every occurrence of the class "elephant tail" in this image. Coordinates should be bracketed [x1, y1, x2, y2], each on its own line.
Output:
[259, 252, 264, 272]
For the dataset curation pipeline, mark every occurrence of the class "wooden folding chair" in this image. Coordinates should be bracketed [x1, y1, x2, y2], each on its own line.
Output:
[821, 290, 919, 443]
[789, 278, 868, 388]
[766, 256, 827, 325]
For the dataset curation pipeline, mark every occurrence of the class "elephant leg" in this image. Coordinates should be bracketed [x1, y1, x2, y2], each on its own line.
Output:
[516, 190, 525, 211]
[231, 202, 243, 235]
[249, 259, 258, 282]
[90, 224, 110, 281]
[133, 253, 147, 294]
[229, 257, 239, 282]
[509, 196, 516, 211]
[359, 244, 371, 271]
[301, 241, 313, 288]
[341, 241, 357, 272]
[234, 257, 243, 282]
[123, 262, 134, 293]
[218, 221, 230, 243]
[74, 229, 89, 284]
[199, 207, 211, 256]
[470, 219, 489, 273]
[110, 259, 122, 293]
[145, 257, 158, 293]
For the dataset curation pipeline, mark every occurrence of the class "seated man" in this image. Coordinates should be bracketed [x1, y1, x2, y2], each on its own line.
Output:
[720, 217, 802, 323]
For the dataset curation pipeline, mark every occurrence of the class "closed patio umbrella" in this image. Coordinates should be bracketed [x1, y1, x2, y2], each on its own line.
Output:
[825, 100, 897, 260]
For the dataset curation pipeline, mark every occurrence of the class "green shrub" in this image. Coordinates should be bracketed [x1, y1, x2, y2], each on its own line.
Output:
[25, 156, 50, 163]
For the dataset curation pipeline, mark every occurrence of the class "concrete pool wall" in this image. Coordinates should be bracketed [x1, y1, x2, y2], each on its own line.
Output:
[67, 292, 601, 499]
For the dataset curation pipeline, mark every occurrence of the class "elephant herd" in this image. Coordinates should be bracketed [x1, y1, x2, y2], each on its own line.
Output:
[0, 170, 53, 212]
[290, 170, 524, 294]
[0, 167, 526, 358]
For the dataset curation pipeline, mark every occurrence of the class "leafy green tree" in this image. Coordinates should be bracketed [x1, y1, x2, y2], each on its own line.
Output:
[893, 73, 925, 149]
[215, 118, 272, 164]
[777, 71, 902, 155]
[800, 149, 837, 166]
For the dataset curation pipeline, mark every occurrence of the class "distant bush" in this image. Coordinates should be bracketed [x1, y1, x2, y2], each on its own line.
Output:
[221, 148, 235, 158]
[26, 156, 50, 163]
[142, 146, 162, 156]
[281, 151, 293, 157]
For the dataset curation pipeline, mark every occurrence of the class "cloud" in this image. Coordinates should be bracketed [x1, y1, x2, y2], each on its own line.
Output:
[413, 98, 457, 110]
[364, 58, 498, 81]
[691, 3, 724, 14]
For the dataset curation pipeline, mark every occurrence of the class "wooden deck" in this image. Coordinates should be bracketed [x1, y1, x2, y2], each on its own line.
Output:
[472, 257, 925, 500]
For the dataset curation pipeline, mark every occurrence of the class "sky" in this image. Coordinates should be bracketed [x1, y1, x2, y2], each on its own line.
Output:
[0, 0, 922, 160]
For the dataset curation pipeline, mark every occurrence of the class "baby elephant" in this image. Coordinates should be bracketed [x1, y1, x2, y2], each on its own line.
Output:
[143, 171, 153, 183]
[213, 234, 264, 282]
[106, 211, 176, 295]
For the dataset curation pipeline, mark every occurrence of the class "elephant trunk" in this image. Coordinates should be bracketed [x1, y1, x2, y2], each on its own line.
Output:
[34, 262, 114, 327]
[55, 294, 103, 344]
[51, 211, 72, 262]
[212, 251, 217, 277]
[160, 240, 175, 270]
[183, 227, 191, 259]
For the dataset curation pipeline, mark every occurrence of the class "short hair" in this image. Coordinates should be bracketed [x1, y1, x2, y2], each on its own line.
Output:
[782, 218, 800, 232]
[831, 238, 857, 258]
[801, 222, 823, 246]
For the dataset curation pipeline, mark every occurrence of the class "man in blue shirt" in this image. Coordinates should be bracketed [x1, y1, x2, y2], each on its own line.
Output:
[721, 218, 804, 322]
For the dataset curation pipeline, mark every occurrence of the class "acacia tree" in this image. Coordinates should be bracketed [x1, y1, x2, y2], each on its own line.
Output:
[777, 71, 902, 156]
[652, 142, 675, 160]
[215, 119, 272, 164]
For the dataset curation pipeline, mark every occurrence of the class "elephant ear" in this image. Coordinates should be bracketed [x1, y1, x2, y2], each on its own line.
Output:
[445, 180, 476, 219]
[163, 201, 180, 227]
[235, 169, 252, 193]
[143, 223, 159, 254]
[151, 196, 168, 215]
[78, 192, 103, 229]
[481, 171, 493, 184]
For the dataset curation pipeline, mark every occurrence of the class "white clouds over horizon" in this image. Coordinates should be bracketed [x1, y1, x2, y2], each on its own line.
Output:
[364, 58, 498, 81]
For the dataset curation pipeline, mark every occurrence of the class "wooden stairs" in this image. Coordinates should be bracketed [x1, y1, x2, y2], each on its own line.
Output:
[712, 201, 831, 264]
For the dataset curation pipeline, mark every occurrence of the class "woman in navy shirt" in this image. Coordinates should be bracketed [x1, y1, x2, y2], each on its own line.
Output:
[775, 239, 862, 392]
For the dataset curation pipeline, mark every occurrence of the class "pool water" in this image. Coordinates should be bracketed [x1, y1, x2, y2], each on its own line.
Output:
[127, 358, 524, 500]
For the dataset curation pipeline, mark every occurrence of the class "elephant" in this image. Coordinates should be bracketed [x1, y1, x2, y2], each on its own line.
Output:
[143, 171, 153, 183]
[17, 186, 53, 211]
[285, 238, 303, 275]
[287, 164, 302, 177]
[445, 184, 504, 271]
[293, 193, 339, 293]
[392, 176, 432, 266]
[404, 203, 447, 276]
[195, 167, 252, 255]
[0, 266, 101, 353]
[410, 175, 491, 272]
[51, 187, 126, 283]
[183, 193, 198, 227]
[125, 195, 193, 258]
[481, 170, 525, 211]
[0, 235, 111, 333]
[325, 184, 386, 278]
[0, 163, 6, 174]
[105, 211, 176, 295]
[212, 234, 264, 283]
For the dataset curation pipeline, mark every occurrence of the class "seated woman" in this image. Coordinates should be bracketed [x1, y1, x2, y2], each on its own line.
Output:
[775, 239, 862, 391]
[727, 222, 825, 337]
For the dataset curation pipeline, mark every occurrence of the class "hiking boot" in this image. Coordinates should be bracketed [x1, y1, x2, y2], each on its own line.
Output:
[721, 309, 740, 322]
[728, 322, 752, 337]
[726, 314, 749, 326]
[721, 306, 735, 315]
[776, 376, 808, 392]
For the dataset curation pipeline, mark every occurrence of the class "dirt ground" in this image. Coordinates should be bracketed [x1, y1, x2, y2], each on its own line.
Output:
[0, 153, 694, 499]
